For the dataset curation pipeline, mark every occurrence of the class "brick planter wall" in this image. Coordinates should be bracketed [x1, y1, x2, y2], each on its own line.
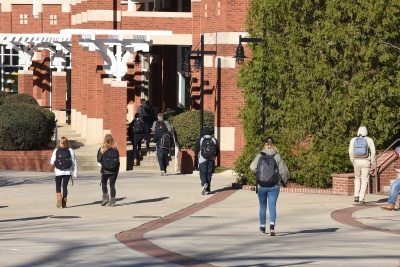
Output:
[0, 150, 54, 172]
[179, 149, 195, 174]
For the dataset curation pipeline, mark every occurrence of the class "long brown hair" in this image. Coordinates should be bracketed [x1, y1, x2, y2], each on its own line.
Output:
[56, 136, 71, 149]
[100, 134, 118, 154]
[264, 141, 280, 154]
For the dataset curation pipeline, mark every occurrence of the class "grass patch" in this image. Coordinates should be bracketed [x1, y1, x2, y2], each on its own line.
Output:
[214, 166, 231, 174]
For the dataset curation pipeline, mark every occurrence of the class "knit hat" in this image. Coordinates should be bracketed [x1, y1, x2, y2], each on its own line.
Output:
[264, 137, 274, 144]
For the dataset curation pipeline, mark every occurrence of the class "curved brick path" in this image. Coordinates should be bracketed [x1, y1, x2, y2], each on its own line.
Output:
[115, 188, 238, 267]
[331, 205, 400, 235]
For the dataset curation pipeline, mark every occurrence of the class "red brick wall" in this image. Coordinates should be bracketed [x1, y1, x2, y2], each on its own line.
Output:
[179, 149, 195, 174]
[0, 150, 53, 172]
[52, 72, 66, 111]
[17, 71, 33, 95]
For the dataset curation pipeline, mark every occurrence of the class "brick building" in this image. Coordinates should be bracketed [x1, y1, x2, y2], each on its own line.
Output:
[0, 0, 252, 171]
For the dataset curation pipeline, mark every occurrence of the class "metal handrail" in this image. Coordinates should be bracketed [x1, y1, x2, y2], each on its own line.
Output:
[373, 138, 400, 193]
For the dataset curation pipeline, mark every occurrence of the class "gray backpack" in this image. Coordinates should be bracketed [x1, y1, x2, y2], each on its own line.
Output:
[256, 152, 279, 187]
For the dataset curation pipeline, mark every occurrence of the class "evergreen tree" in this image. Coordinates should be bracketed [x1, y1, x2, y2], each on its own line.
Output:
[235, 0, 400, 187]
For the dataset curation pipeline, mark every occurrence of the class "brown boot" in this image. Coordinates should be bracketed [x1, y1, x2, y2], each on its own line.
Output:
[62, 198, 67, 208]
[56, 193, 62, 208]
[381, 203, 395, 211]
[138, 150, 142, 159]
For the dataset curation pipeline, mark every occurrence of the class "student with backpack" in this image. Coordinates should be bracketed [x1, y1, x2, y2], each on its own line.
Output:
[128, 113, 145, 166]
[136, 98, 153, 148]
[348, 126, 376, 204]
[151, 122, 174, 176]
[50, 136, 77, 208]
[194, 127, 220, 195]
[250, 137, 289, 236]
[97, 134, 120, 207]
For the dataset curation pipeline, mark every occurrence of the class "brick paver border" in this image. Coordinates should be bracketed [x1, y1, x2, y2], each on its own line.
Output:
[331, 205, 400, 235]
[115, 188, 238, 267]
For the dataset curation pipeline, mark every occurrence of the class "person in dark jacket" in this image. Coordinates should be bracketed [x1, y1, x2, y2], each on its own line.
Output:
[151, 122, 174, 176]
[128, 113, 145, 166]
[194, 127, 220, 195]
[97, 134, 120, 207]
[136, 99, 152, 148]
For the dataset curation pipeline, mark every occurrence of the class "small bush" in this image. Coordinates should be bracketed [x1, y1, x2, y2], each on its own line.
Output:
[0, 91, 9, 105]
[41, 108, 56, 144]
[0, 104, 52, 150]
[173, 110, 214, 150]
[162, 107, 190, 125]
[4, 93, 38, 106]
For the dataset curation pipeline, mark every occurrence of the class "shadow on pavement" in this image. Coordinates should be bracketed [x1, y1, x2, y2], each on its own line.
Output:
[279, 227, 339, 236]
[0, 215, 51, 223]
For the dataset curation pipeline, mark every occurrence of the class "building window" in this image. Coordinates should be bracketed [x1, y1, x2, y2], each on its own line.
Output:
[1, 45, 22, 92]
[20, 14, 28, 24]
[50, 15, 57, 25]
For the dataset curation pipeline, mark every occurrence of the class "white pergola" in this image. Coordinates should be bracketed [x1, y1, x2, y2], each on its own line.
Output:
[1, 29, 172, 80]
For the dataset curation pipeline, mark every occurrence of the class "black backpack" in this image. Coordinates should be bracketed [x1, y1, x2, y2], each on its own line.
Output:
[256, 152, 279, 187]
[54, 148, 72, 170]
[140, 105, 151, 122]
[155, 121, 162, 132]
[102, 148, 119, 171]
[132, 120, 144, 134]
[160, 132, 172, 150]
[201, 137, 217, 159]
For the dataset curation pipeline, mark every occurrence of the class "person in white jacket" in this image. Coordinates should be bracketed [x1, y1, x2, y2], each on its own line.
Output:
[50, 136, 77, 208]
[348, 126, 376, 204]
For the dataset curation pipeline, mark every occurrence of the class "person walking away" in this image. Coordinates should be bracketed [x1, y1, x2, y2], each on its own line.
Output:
[97, 134, 120, 207]
[250, 137, 289, 236]
[194, 127, 220, 195]
[152, 112, 173, 154]
[151, 122, 174, 175]
[146, 100, 157, 125]
[381, 168, 400, 211]
[348, 126, 376, 204]
[128, 113, 145, 166]
[136, 99, 153, 148]
[50, 136, 77, 208]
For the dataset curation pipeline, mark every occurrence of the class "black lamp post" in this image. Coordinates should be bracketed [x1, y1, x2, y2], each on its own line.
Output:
[233, 35, 266, 134]
[182, 35, 216, 137]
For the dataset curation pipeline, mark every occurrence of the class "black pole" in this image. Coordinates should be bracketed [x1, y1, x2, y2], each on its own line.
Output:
[260, 81, 265, 134]
[200, 34, 204, 137]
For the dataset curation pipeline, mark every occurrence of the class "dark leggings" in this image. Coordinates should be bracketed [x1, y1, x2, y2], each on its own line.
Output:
[55, 175, 70, 199]
[101, 173, 118, 197]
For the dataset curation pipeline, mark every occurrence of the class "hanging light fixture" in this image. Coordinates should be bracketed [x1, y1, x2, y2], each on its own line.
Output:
[133, 51, 141, 66]
[193, 50, 201, 72]
[233, 43, 247, 65]
[182, 50, 192, 77]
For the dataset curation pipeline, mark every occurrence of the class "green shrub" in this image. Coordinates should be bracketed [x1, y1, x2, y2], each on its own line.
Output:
[162, 107, 189, 125]
[0, 91, 9, 105]
[4, 93, 38, 106]
[41, 108, 56, 144]
[172, 110, 214, 150]
[0, 104, 53, 150]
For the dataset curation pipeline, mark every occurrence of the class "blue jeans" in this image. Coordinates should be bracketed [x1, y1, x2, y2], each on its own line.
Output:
[258, 186, 280, 226]
[388, 178, 400, 204]
[144, 122, 151, 147]
[132, 136, 142, 160]
[199, 160, 214, 192]
[157, 148, 169, 172]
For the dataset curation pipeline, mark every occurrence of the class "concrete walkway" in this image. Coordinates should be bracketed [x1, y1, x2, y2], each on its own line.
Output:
[1, 170, 400, 267]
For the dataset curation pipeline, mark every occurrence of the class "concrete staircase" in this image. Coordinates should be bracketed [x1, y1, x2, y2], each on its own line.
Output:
[53, 123, 102, 171]
[126, 137, 176, 173]
[54, 123, 175, 172]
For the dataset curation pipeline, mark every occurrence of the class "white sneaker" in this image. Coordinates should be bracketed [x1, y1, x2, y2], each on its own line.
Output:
[201, 183, 208, 195]
[161, 171, 165, 176]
